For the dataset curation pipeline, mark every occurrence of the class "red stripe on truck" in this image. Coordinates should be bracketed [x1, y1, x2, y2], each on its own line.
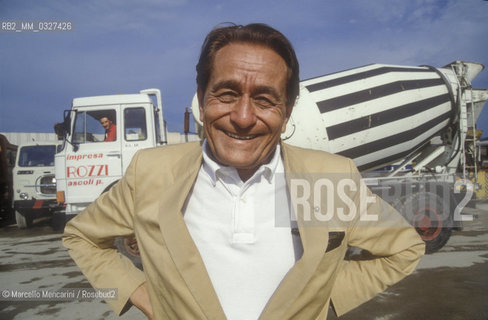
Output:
[33, 200, 44, 209]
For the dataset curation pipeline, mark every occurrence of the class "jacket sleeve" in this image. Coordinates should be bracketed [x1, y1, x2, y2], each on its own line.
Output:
[330, 159, 425, 316]
[62, 151, 147, 315]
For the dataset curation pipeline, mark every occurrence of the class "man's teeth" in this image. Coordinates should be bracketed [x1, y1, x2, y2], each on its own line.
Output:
[226, 132, 256, 140]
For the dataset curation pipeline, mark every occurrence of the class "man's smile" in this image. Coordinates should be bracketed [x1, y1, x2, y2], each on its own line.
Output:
[224, 131, 258, 140]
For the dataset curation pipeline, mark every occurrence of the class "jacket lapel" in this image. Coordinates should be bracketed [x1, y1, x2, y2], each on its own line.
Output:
[260, 143, 331, 319]
[156, 144, 226, 319]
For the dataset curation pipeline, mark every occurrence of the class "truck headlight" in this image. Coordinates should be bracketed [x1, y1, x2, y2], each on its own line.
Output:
[40, 175, 56, 195]
[20, 192, 29, 200]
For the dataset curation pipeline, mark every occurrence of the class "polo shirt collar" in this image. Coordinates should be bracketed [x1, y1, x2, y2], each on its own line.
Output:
[202, 140, 281, 186]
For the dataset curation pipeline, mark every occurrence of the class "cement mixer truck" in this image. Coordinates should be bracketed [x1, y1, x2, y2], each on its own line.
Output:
[192, 60, 488, 253]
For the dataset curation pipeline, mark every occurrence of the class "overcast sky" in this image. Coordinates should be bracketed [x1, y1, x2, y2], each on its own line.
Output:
[1, 0, 487, 137]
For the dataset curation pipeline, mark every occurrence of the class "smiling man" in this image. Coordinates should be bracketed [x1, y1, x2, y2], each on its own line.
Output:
[198, 42, 290, 181]
[63, 23, 424, 320]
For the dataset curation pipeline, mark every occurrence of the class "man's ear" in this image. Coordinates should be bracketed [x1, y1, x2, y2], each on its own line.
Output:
[281, 106, 292, 133]
[197, 87, 205, 123]
[281, 117, 289, 134]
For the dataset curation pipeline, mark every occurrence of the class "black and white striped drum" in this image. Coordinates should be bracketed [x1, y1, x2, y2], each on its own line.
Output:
[284, 63, 459, 171]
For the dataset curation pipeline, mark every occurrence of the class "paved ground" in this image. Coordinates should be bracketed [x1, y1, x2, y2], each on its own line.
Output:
[1, 202, 487, 320]
[0, 218, 145, 320]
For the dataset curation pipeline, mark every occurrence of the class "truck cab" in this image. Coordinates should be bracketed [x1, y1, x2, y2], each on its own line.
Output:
[55, 88, 201, 264]
[13, 140, 59, 228]
[55, 89, 168, 216]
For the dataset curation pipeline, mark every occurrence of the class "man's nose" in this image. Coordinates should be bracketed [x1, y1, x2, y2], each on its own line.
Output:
[230, 96, 257, 129]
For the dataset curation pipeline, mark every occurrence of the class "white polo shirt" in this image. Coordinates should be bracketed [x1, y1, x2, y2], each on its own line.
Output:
[183, 141, 301, 320]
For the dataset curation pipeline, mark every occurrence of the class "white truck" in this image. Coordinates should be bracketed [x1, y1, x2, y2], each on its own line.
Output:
[54, 89, 198, 262]
[13, 140, 59, 228]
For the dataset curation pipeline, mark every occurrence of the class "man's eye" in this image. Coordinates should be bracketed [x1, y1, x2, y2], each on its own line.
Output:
[254, 97, 276, 108]
[218, 92, 237, 103]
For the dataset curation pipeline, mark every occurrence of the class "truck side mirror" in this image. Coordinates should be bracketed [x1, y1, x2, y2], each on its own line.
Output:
[53, 123, 65, 139]
[63, 110, 72, 136]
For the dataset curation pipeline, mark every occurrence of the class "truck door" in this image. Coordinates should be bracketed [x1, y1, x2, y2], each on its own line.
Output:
[65, 107, 123, 203]
[120, 105, 154, 172]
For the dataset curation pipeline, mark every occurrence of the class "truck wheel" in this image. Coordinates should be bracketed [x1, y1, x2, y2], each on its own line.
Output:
[400, 192, 452, 254]
[15, 210, 33, 229]
[115, 237, 143, 270]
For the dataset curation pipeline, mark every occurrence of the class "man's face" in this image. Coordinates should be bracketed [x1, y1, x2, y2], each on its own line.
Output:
[100, 117, 112, 130]
[199, 43, 290, 179]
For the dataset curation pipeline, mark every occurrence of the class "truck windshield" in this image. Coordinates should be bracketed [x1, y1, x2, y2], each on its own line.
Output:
[18, 145, 56, 167]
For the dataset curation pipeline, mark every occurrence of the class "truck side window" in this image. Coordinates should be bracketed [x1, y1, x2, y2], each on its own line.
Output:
[73, 110, 116, 143]
[124, 108, 147, 141]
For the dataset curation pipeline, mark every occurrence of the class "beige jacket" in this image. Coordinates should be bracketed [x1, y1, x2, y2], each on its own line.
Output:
[62, 142, 425, 319]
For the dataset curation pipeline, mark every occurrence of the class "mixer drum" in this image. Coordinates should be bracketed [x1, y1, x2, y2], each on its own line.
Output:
[285, 63, 457, 171]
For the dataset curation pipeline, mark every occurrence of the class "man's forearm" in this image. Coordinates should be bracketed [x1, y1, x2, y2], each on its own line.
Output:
[330, 235, 424, 316]
[62, 218, 147, 314]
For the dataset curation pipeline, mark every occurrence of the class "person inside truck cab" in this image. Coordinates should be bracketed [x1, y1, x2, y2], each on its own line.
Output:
[100, 116, 116, 142]
[63, 23, 425, 320]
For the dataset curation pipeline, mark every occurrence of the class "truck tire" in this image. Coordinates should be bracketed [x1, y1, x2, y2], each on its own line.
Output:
[15, 210, 33, 229]
[115, 237, 142, 270]
[400, 192, 452, 254]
